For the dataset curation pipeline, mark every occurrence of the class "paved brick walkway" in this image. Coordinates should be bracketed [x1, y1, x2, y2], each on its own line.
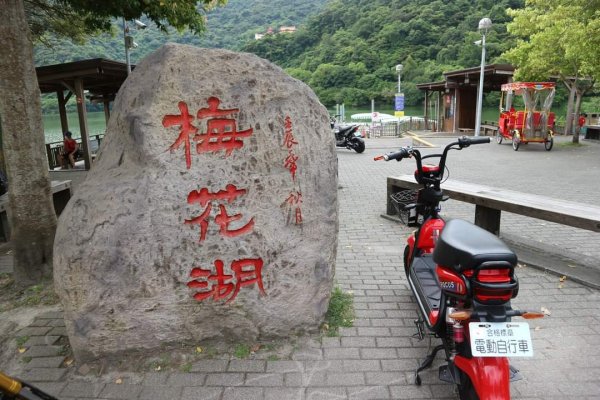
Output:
[5, 135, 600, 399]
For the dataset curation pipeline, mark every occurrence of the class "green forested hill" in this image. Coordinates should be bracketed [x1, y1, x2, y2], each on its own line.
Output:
[35, 0, 530, 111]
[241, 0, 525, 107]
[34, 0, 328, 66]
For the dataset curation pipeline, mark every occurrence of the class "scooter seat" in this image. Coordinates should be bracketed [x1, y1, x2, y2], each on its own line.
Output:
[433, 219, 517, 271]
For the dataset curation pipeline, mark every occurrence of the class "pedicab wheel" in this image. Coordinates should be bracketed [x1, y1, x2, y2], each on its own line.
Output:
[512, 132, 520, 151]
[495, 132, 503, 144]
[545, 136, 553, 151]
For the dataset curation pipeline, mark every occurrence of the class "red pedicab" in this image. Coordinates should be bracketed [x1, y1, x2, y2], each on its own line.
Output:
[497, 82, 556, 151]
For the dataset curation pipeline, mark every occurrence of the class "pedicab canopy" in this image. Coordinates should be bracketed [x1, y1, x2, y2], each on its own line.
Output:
[53, 43, 338, 362]
[501, 82, 555, 92]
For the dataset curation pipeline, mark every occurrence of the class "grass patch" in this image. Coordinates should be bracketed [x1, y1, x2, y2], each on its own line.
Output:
[15, 336, 29, 347]
[180, 362, 192, 373]
[323, 286, 354, 337]
[233, 344, 251, 359]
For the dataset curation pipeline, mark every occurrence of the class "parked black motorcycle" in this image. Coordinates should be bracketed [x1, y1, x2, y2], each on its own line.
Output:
[331, 116, 365, 153]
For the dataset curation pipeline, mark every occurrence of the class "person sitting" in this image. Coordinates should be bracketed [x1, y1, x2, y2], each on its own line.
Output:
[58, 131, 80, 169]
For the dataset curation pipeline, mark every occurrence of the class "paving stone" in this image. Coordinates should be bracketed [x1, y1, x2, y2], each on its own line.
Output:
[98, 384, 142, 399]
[18, 368, 66, 382]
[265, 387, 305, 400]
[23, 345, 63, 357]
[17, 326, 53, 336]
[305, 387, 347, 400]
[365, 371, 406, 386]
[323, 348, 360, 360]
[326, 372, 365, 386]
[190, 359, 229, 372]
[37, 311, 64, 319]
[244, 372, 284, 386]
[23, 336, 60, 346]
[389, 384, 433, 399]
[139, 385, 183, 400]
[47, 326, 67, 336]
[348, 386, 391, 400]
[227, 359, 266, 372]
[141, 372, 169, 386]
[46, 319, 66, 327]
[181, 386, 223, 400]
[320, 337, 341, 348]
[266, 360, 304, 374]
[24, 356, 65, 368]
[30, 382, 66, 397]
[61, 381, 106, 397]
[340, 337, 376, 348]
[221, 387, 264, 400]
[28, 318, 51, 327]
[204, 373, 244, 386]
[166, 372, 205, 386]
[342, 360, 381, 372]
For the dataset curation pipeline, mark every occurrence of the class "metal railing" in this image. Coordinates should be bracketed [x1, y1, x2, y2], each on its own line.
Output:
[363, 117, 437, 138]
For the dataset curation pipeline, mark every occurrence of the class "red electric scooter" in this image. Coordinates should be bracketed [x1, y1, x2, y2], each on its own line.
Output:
[376, 136, 544, 399]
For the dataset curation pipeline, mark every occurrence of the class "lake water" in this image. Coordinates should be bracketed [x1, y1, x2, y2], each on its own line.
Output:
[40, 106, 506, 143]
[42, 112, 108, 144]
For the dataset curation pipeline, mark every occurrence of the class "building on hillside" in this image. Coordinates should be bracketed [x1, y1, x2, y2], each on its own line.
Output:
[255, 26, 296, 40]
[279, 26, 297, 33]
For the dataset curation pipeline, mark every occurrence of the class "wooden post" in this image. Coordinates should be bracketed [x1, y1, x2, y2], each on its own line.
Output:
[57, 90, 69, 134]
[103, 95, 111, 123]
[424, 91, 429, 130]
[74, 78, 92, 170]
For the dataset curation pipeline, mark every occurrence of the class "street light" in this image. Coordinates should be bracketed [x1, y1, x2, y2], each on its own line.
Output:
[396, 64, 403, 94]
[123, 18, 147, 75]
[475, 17, 492, 136]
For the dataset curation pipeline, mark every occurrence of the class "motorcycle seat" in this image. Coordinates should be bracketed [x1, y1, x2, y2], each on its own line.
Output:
[433, 219, 517, 271]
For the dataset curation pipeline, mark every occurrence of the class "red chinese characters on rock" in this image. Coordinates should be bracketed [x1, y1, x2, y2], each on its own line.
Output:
[285, 191, 303, 225]
[283, 116, 299, 180]
[185, 184, 255, 242]
[187, 258, 266, 303]
[163, 97, 253, 169]
[282, 116, 303, 225]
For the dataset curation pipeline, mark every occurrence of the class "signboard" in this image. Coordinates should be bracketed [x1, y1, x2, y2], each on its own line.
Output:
[395, 94, 404, 117]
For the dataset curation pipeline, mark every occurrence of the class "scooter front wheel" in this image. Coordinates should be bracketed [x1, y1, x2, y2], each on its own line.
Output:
[403, 245, 410, 278]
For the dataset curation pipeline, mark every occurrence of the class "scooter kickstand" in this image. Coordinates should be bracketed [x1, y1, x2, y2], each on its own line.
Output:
[413, 318, 425, 340]
[414, 344, 444, 385]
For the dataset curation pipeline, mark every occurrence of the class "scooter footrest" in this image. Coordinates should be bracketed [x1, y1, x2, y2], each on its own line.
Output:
[510, 364, 523, 382]
[438, 365, 455, 384]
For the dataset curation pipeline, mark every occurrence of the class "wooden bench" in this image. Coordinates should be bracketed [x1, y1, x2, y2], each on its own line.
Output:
[458, 128, 475, 135]
[481, 124, 499, 136]
[0, 180, 72, 241]
[386, 175, 600, 235]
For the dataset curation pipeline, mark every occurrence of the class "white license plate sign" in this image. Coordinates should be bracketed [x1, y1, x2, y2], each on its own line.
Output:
[469, 322, 534, 357]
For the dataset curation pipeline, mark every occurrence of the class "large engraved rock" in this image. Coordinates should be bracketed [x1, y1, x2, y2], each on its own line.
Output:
[53, 44, 338, 361]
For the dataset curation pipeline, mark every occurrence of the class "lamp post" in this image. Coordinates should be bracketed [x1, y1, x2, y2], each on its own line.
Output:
[395, 64, 404, 117]
[123, 18, 147, 75]
[475, 17, 491, 136]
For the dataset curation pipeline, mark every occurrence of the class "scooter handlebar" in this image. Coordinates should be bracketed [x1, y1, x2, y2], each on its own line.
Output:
[457, 136, 491, 147]
[374, 147, 411, 161]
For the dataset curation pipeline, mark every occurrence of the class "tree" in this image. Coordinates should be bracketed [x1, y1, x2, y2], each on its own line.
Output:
[503, 0, 600, 143]
[0, 0, 225, 286]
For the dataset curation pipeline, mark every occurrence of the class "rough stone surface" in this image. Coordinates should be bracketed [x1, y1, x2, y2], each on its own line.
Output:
[53, 44, 338, 361]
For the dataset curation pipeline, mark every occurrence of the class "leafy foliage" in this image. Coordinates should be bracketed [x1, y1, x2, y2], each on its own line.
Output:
[242, 0, 525, 107]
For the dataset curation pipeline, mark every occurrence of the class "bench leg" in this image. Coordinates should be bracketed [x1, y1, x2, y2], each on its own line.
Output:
[474, 205, 501, 236]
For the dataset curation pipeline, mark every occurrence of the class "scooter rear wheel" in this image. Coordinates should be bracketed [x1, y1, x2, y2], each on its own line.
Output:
[457, 372, 479, 400]
[352, 138, 365, 153]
